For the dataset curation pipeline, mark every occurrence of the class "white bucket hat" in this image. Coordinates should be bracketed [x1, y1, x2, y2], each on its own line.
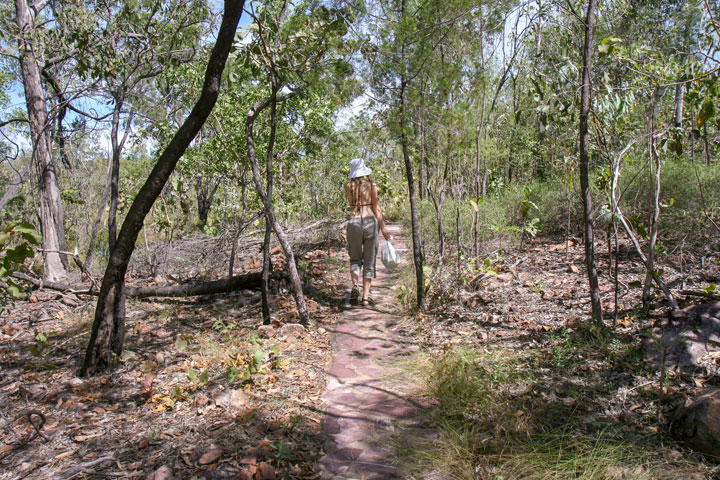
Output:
[348, 158, 372, 178]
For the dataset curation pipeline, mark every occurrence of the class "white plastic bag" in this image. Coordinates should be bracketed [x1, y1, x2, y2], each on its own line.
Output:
[381, 241, 400, 270]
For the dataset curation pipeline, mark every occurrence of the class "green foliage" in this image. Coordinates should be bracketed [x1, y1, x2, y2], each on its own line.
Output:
[28, 330, 57, 357]
[211, 318, 236, 335]
[429, 348, 531, 422]
[0, 221, 40, 304]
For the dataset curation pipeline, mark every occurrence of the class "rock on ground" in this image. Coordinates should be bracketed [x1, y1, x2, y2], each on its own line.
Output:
[645, 302, 720, 375]
[671, 387, 720, 457]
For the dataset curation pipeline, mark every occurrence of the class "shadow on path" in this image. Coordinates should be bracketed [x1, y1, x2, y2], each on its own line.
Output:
[318, 225, 434, 479]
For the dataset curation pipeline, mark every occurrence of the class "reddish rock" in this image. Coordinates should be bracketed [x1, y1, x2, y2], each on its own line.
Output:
[279, 323, 305, 338]
[147, 465, 174, 480]
[672, 388, 720, 457]
[258, 325, 276, 338]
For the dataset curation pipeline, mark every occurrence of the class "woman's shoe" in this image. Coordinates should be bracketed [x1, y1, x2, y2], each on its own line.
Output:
[350, 287, 360, 305]
[361, 297, 375, 307]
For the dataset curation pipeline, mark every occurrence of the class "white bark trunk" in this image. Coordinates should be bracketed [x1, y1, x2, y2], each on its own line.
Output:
[14, 0, 68, 281]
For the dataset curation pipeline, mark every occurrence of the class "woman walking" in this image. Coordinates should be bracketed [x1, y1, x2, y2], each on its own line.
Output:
[344, 158, 391, 306]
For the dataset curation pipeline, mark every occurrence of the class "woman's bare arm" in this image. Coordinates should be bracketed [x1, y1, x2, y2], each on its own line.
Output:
[371, 183, 391, 240]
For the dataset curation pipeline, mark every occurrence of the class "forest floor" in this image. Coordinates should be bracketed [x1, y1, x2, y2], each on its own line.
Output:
[1, 222, 719, 479]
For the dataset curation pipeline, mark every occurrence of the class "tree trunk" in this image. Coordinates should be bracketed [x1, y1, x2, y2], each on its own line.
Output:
[429, 189, 445, 258]
[80, 0, 245, 376]
[578, 0, 603, 325]
[643, 93, 661, 311]
[14, 0, 68, 282]
[108, 100, 134, 253]
[418, 103, 426, 201]
[196, 176, 220, 225]
[261, 218, 272, 324]
[399, 0, 424, 310]
[260, 92, 278, 326]
[702, 123, 711, 166]
[85, 157, 113, 271]
[246, 90, 309, 326]
[673, 82, 684, 129]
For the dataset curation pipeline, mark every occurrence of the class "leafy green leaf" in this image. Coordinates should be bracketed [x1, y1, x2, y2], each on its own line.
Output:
[6, 244, 33, 263]
[697, 99, 715, 127]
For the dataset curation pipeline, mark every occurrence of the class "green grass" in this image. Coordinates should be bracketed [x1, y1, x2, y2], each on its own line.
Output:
[402, 344, 713, 480]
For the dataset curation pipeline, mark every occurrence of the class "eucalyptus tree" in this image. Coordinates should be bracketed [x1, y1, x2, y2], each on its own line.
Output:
[578, 0, 603, 324]
[81, 0, 245, 375]
[235, 0, 354, 325]
[6, 0, 82, 281]
[361, 0, 476, 310]
[89, 0, 213, 253]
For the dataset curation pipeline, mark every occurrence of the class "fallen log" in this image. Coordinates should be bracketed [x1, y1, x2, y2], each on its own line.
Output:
[126, 272, 267, 298]
[11, 271, 278, 298]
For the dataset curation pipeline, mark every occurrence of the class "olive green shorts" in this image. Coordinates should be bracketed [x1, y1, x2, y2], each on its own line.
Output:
[347, 216, 378, 279]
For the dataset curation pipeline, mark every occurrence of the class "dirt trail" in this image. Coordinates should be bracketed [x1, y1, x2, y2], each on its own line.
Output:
[318, 225, 432, 479]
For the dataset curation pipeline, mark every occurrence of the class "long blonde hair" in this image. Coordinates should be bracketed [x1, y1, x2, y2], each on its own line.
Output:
[348, 176, 372, 207]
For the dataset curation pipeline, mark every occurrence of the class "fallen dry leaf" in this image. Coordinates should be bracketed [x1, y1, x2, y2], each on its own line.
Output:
[256, 461, 276, 480]
[198, 448, 223, 465]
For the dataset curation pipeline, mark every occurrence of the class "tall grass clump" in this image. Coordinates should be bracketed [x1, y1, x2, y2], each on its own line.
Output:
[407, 345, 707, 480]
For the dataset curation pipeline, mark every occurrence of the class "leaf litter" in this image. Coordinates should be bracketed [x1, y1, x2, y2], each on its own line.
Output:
[0, 231, 350, 479]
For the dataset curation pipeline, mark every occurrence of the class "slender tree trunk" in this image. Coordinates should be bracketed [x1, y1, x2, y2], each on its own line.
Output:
[108, 100, 123, 253]
[702, 123, 711, 166]
[418, 92, 426, 201]
[108, 103, 135, 253]
[578, 0, 603, 325]
[261, 92, 278, 326]
[85, 156, 113, 270]
[643, 93, 661, 311]
[261, 218, 272, 324]
[399, 0, 424, 310]
[673, 82, 684, 129]
[81, 0, 245, 376]
[246, 89, 309, 326]
[473, 128, 481, 257]
[429, 189, 445, 258]
[14, 0, 68, 282]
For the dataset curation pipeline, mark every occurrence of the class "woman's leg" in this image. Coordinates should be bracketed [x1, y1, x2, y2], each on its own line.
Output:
[347, 219, 363, 303]
[361, 218, 379, 302]
[362, 277, 372, 301]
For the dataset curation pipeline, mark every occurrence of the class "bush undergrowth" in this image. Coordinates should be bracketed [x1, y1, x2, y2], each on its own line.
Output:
[405, 341, 709, 479]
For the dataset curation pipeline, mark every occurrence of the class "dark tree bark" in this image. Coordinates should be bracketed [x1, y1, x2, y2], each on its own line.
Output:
[80, 0, 245, 376]
[399, 0, 424, 310]
[14, 0, 69, 282]
[578, 0, 603, 325]
[195, 176, 221, 225]
[108, 99, 135, 253]
[15, 271, 278, 298]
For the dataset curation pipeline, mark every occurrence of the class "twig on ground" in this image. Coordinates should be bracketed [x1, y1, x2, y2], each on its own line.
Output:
[679, 290, 720, 301]
[0, 410, 47, 459]
[47, 455, 117, 480]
